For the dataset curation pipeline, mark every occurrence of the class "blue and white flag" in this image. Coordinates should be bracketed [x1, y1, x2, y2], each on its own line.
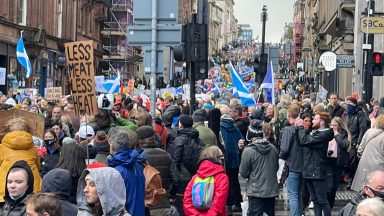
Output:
[260, 61, 275, 104]
[230, 62, 256, 107]
[103, 77, 120, 94]
[16, 36, 32, 78]
[175, 86, 183, 95]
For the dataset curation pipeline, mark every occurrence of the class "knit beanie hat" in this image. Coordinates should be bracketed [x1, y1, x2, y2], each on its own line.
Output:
[179, 114, 193, 128]
[136, 126, 155, 139]
[246, 119, 264, 141]
[192, 109, 206, 123]
[93, 131, 109, 153]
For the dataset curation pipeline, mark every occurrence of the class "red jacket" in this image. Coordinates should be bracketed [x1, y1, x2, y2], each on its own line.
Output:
[183, 160, 229, 216]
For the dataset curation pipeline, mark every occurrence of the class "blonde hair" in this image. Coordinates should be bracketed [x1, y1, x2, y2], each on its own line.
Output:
[199, 145, 223, 162]
[332, 116, 352, 144]
[6, 117, 28, 132]
[374, 115, 384, 130]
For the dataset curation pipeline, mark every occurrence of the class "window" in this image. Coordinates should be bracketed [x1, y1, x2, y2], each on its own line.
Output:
[18, 0, 27, 25]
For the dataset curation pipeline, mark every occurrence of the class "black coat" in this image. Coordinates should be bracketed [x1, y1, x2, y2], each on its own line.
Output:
[142, 141, 181, 208]
[234, 117, 250, 141]
[334, 131, 349, 168]
[40, 148, 60, 177]
[299, 128, 334, 179]
[327, 104, 345, 118]
[279, 126, 303, 173]
[347, 110, 368, 145]
[41, 168, 78, 216]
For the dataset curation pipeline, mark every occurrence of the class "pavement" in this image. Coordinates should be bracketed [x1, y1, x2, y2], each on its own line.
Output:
[227, 176, 356, 216]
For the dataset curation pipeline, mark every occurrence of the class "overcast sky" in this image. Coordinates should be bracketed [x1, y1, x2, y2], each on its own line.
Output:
[234, 0, 295, 43]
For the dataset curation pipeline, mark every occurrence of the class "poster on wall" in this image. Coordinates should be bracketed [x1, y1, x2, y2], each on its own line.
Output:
[0, 68, 5, 85]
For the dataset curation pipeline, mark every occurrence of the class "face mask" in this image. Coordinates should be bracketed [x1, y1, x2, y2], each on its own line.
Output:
[347, 104, 356, 115]
[9, 191, 26, 201]
[44, 139, 55, 146]
[369, 187, 384, 199]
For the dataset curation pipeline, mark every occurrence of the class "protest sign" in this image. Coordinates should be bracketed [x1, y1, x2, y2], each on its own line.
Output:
[127, 79, 135, 94]
[65, 40, 98, 115]
[45, 87, 62, 101]
[94, 76, 106, 92]
[0, 109, 45, 138]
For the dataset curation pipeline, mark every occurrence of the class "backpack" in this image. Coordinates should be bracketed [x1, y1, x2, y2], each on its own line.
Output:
[191, 176, 215, 211]
[143, 164, 166, 207]
[183, 138, 205, 175]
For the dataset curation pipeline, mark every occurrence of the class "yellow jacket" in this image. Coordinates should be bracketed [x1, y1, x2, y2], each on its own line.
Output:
[0, 130, 42, 202]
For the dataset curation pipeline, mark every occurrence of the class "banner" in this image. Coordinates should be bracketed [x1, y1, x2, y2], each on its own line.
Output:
[0, 109, 45, 138]
[45, 87, 62, 101]
[127, 79, 135, 94]
[65, 40, 98, 115]
[316, 85, 328, 103]
[94, 76, 106, 92]
[0, 68, 5, 85]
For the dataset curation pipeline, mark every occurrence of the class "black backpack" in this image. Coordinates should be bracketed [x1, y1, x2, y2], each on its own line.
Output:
[183, 137, 205, 175]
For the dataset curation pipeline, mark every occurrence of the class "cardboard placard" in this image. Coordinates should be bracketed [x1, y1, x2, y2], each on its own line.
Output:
[45, 87, 62, 101]
[0, 109, 45, 138]
[65, 40, 98, 116]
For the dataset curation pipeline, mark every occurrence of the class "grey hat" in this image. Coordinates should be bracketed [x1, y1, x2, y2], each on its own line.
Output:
[192, 109, 206, 123]
[62, 137, 77, 145]
[136, 126, 155, 139]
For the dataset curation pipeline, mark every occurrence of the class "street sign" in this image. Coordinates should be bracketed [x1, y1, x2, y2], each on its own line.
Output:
[133, 0, 178, 24]
[319, 51, 337, 71]
[127, 25, 182, 47]
[360, 16, 384, 34]
[143, 49, 164, 74]
[336, 55, 355, 68]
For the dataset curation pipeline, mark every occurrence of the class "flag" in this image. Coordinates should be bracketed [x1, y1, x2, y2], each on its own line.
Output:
[260, 61, 275, 104]
[230, 62, 256, 107]
[16, 35, 32, 78]
[103, 77, 120, 94]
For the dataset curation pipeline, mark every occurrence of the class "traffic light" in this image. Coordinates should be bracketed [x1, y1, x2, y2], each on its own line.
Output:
[370, 52, 384, 76]
[189, 23, 208, 79]
[253, 54, 260, 74]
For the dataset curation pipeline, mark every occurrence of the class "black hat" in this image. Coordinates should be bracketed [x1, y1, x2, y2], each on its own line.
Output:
[136, 126, 155, 139]
[93, 131, 109, 153]
[246, 119, 264, 140]
[192, 109, 206, 123]
[179, 114, 193, 128]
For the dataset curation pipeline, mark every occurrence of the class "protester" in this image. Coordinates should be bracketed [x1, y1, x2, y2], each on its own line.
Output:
[40, 129, 61, 177]
[93, 131, 110, 165]
[355, 197, 384, 216]
[77, 167, 131, 216]
[56, 143, 87, 204]
[327, 93, 345, 118]
[183, 145, 229, 216]
[108, 131, 145, 216]
[239, 120, 279, 216]
[26, 192, 62, 216]
[42, 168, 78, 216]
[192, 109, 217, 146]
[0, 160, 35, 215]
[0, 118, 42, 202]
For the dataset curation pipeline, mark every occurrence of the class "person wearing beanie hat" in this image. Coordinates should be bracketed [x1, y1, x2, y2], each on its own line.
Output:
[192, 109, 217, 146]
[136, 126, 155, 140]
[346, 96, 358, 106]
[29, 104, 40, 114]
[239, 119, 279, 216]
[93, 131, 110, 165]
[178, 114, 193, 128]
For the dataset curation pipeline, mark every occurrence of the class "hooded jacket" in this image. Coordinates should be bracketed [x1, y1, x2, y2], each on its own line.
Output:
[108, 148, 145, 216]
[0, 130, 41, 202]
[42, 168, 78, 216]
[220, 114, 243, 169]
[193, 122, 218, 146]
[239, 139, 279, 198]
[77, 167, 131, 216]
[0, 160, 34, 216]
[183, 160, 229, 216]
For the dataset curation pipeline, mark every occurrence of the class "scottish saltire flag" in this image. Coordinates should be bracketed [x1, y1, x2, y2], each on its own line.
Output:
[16, 36, 32, 78]
[103, 77, 120, 94]
[260, 61, 275, 104]
[230, 62, 256, 107]
[175, 86, 183, 95]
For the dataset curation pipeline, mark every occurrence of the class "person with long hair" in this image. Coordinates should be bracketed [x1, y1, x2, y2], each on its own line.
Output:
[56, 143, 86, 204]
[326, 117, 351, 209]
[40, 129, 61, 177]
[77, 167, 131, 216]
[183, 145, 229, 216]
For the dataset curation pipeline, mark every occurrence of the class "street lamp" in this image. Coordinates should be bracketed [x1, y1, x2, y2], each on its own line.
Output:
[317, 63, 325, 91]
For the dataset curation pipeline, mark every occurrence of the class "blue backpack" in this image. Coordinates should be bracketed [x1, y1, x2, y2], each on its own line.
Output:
[191, 176, 215, 211]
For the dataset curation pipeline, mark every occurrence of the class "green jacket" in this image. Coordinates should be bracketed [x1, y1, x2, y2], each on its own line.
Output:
[239, 139, 279, 198]
[115, 117, 137, 131]
[193, 122, 217, 146]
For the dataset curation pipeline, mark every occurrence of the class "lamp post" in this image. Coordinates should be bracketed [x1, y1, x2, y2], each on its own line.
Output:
[317, 63, 325, 92]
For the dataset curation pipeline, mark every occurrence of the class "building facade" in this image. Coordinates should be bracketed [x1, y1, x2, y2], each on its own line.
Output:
[238, 24, 252, 44]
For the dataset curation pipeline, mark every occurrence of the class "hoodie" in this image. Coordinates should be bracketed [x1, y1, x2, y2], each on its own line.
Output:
[108, 148, 145, 216]
[42, 168, 78, 216]
[239, 139, 279, 198]
[183, 160, 229, 216]
[220, 114, 243, 169]
[0, 160, 34, 216]
[77, 167, 131, 216]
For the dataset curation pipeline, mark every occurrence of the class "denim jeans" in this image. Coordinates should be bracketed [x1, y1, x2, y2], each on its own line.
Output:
[286, 172, 303, 216]
[248, 196, 275, 216]
[306, 179, 331, 216]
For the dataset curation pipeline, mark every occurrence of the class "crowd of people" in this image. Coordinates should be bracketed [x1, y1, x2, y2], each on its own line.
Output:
[1, 74, 384, 216]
